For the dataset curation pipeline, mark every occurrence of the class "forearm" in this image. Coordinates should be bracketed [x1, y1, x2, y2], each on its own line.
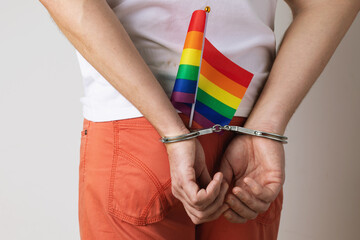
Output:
[40, 0, 188, 137]
[245, 0, 359, 134]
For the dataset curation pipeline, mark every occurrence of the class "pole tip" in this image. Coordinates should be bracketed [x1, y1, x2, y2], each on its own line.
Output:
[204, 6, 211, 13]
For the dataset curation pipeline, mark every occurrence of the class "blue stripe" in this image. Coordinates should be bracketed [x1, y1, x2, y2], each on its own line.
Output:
[173, 78, 197, 94]
[194, 101, 232, 125]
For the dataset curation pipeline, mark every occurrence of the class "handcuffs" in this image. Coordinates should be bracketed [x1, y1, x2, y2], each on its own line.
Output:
[160, 124, 288, 144]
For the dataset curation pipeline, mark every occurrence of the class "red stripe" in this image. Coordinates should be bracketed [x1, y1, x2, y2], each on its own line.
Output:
[202, 39, 253, 88]
[187, 10, 206, 33]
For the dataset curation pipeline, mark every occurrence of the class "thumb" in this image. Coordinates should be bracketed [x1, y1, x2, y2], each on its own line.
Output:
[219, 154, 233, 185]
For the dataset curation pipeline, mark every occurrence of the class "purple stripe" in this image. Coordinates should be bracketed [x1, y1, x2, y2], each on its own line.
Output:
[171, 101, 215, 128]
[193, 111, 215, 128]
[171, 101, 192, 116]
[171, 102, 192, 127]
[171, 91, 195, 103]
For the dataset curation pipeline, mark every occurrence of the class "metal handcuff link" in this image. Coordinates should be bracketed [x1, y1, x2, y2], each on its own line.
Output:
[160, 124, 288, 144]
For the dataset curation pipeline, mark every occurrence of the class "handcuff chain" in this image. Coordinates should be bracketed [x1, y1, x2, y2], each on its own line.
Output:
[160, 124, 288, 144]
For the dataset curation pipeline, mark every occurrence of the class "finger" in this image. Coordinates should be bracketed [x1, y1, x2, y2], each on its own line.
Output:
[181, 181, 229, 223]
[184, 172, 223, 209]
[233, 187, 270, 213]
[183, 200, 229, 225]
[244, 177, 281, 203]
[181, 199, 205, 224]
[225, 193, 258, 220]
[182, 203, 201, 225]
[204, 203, 229, 223]
[180, 166, 200, 201]
[223, 209, 247, 223]
[182, 179, 200, 203]
[201, 172, 223, 206]
[197, 181, 229, 213]
[174, 181, 205, 210]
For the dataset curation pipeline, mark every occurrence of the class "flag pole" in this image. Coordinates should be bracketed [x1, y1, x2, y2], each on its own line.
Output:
[188, 6, 210, 128]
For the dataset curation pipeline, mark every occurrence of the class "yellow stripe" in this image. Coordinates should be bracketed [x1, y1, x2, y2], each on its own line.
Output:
[179, 49, 202, 66]
[198, 74, 241, 109]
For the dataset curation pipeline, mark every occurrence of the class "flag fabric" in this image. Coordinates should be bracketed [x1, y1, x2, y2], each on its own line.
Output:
[171, 9, 254, 128]
[171, 10, 207, 104]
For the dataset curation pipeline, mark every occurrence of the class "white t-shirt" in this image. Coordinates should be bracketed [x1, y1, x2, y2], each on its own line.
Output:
[76, 0, 277, 122]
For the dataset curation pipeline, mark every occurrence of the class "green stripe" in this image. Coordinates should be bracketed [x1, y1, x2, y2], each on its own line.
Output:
[196, 88, 236, 119]
[176, 64, 199, 81]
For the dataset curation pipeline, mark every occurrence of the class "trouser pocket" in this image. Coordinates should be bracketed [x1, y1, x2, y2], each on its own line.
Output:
[107, 119, 179, 226]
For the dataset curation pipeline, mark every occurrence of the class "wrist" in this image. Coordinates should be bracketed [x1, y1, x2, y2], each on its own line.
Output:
[161, 125, 190, 138]
[153, 110, 191, 138]
[161, 127, 192, 153]
[244, 119, 286, 136]
[244, 104, 291, 135]
[164, 136, 195, 155]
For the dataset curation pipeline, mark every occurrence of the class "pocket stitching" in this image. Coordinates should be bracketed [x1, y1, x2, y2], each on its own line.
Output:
[140, 178, 172, 220]
[108, 150, 170, 225]
[108, 123, 172, 225]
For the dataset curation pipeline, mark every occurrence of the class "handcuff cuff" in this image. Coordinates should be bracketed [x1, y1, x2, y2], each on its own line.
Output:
[160, 124, 288, 144]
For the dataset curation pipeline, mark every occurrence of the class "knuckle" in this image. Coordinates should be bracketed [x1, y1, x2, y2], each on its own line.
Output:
[191, 216, 201, 225]
[240, 195, 250, 205]
[234, 205, 246, 215]
[196, 211, 206, 220]
[192, 198, 204, 207]
[189, 195, 197, 203]
[191, 200, 201, 208]
[247, 201, 256, 210]
[194, 204, 206, 211]
[253, 189, 262, 197]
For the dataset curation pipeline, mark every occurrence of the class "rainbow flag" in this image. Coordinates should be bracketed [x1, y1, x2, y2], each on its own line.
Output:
[171, 9, 254, 128]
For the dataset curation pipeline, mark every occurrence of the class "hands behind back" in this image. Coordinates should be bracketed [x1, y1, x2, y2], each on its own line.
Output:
[220, 134, 285, 223]
[165, 138, 229, 224]
[165, 126, 285, 224]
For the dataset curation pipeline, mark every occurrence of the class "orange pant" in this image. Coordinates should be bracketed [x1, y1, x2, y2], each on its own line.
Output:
[79, 113, 283, 240]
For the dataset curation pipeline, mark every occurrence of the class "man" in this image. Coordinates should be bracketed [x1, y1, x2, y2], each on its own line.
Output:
[39, 0, 359, 239]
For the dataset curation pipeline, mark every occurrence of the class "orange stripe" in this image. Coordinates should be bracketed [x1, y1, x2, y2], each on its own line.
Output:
[184, 31, 204, 50]
[200, 59, 247, 99]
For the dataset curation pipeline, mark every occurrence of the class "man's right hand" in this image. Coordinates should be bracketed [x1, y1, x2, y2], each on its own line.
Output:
[165, 138, 229, 224]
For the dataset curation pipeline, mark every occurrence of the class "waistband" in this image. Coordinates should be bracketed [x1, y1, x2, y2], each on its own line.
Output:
[82, 113, 247, 131]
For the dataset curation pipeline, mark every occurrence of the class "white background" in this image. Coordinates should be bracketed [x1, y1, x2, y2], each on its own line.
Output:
[0, 1, 359, 239]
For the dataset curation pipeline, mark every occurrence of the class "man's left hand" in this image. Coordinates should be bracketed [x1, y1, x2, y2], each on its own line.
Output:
[219, 134, 285, 223]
